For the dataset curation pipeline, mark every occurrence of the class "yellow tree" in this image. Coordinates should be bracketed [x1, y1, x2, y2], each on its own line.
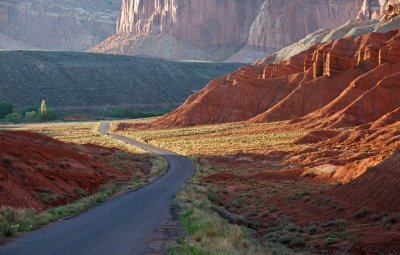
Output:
[40, 100, 47, 121]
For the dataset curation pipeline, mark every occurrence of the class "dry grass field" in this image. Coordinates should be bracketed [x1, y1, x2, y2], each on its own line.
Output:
[115, 121, 307, 156]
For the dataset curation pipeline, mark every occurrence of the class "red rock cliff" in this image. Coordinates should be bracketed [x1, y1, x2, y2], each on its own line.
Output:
[155, 24, 400, 128]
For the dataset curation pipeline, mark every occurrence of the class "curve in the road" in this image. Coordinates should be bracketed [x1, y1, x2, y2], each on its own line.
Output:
[0, 122, 195, 255]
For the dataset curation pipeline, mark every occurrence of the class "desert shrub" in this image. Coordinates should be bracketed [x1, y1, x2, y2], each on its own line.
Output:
[320, 221, 335, 228]
[0, 102, 13, 119]
[334, 219, 347, 231]
[289, 235, 306, 248]
[382, 213, 400, 229]
[307, 224, 319, 235]
[278, 234, 294, 244]
[352, 207, 370, 219]
[324, 237, 338, 246]
[0, 157, 11, 164]
[289, 191, 310, 200]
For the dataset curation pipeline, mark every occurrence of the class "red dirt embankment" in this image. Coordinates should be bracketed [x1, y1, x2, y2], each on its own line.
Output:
[0, 131, 130, 212]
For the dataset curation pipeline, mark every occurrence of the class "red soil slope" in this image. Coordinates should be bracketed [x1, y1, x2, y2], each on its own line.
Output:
[0, 131, 130, 212]
[155, 28, 400, 128]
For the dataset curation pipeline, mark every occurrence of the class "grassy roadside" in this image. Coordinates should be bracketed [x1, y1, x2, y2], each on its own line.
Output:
[0, 121, 168, 240]
[166, 160, 268, 255]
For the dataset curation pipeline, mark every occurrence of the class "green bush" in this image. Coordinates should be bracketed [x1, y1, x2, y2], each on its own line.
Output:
[0, 102, 13, 119]
[20, 105, 39, 115]
[4, 112, 22, 123]
[24, 111, 40, 122]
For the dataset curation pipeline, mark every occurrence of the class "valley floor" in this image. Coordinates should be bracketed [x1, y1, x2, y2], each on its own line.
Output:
[115, 118, 400, 254]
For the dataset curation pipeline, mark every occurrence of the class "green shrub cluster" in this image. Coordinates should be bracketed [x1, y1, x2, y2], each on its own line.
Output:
[1, 102, 58, 123]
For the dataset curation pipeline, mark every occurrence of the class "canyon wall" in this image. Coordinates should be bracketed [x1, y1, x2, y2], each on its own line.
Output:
[154, 13, 400, 127]
[91, 0, 392, 62]
[0, 0, 120, 50]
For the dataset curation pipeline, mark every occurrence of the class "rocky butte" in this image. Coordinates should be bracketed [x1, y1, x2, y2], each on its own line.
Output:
[91, 0, 393, 62]
[0, 0, 121, 50]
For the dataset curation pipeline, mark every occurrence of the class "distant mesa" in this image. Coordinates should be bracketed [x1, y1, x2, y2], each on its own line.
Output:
[0, 0, 120, 51]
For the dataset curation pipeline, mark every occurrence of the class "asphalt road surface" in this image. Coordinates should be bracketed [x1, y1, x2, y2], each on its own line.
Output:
[0, 122, 195, 255]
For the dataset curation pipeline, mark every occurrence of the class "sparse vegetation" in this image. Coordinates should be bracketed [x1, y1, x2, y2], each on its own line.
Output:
[324, 236, 338, 246]
[381, 213, 400, 229]
[352, 207, 370, 219]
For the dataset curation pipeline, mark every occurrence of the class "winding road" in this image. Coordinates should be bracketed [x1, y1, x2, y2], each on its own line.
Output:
[0, 122, 195, 255]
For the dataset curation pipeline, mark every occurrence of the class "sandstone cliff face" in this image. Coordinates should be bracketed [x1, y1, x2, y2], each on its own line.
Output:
[117, 0, 263, 47]
[358, 0, 392, 20]
[92, 0, 390, 62]
[0, 0, 120, 50]
[246, 0, 363, 51]
[155, 22, 400, 128]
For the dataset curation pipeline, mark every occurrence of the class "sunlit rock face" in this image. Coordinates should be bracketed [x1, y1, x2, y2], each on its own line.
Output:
[357, 0, 392, 20]
[0, 0, 120, 50]
[91, 0, 381, 62]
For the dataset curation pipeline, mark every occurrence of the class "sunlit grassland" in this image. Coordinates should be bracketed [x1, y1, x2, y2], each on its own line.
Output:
[0, 121, 145, 154]
[115, 121, 307, 156]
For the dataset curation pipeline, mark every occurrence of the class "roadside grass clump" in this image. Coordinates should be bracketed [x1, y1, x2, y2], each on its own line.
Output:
[32, 188, 60, 204]
[0, 207, 37, 238]
[352, 208, 370, 219]
[168, 183, 267, 255]
[167, 244, 211, 255]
